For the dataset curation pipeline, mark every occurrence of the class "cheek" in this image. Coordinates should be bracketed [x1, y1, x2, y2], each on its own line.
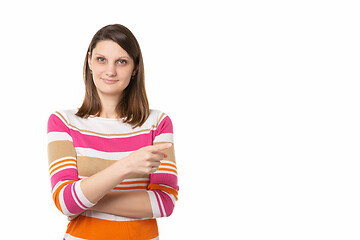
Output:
[117, 68, 134, 80]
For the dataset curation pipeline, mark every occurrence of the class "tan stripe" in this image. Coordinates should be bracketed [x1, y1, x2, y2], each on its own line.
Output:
[153, 142, 176, 163]
[48, 140, 77, 164]
[154, 112, 166, 128]
[55, 111, 164, 138]
[77, 156, 149, 179]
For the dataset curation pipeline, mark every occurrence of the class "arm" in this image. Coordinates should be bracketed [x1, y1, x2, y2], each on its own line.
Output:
[48, 113, 95, 217]
[91, 114, 179, 218]
[91, 191, 153, 218]
[91, 144, 178, 218]
[48, 112, 170, 217]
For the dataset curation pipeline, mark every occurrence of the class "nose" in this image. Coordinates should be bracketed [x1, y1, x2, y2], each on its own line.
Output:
[105, 63, 117, 77]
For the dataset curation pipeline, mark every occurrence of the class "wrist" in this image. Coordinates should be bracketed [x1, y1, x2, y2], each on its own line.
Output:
[115, 156, 132, 179]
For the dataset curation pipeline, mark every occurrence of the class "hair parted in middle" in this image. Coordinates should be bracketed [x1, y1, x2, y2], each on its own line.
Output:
[76, 24, 149, 128]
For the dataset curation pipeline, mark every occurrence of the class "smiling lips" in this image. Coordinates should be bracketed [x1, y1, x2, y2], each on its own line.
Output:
[101, 78, 119, 84]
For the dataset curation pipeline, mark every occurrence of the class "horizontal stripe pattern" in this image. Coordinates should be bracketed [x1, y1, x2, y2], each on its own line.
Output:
[47, 109, 177, 239]
[48, 154, 94, 216]
[148, 160, 179, 217]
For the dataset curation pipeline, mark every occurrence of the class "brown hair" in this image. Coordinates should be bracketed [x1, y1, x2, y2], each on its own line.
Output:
[76, 24, 149, 128]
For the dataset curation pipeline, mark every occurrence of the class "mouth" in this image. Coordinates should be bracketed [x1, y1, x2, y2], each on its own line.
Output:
[101, 78, 119, 84]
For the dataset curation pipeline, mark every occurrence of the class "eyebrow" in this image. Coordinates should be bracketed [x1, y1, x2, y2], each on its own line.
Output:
[93, 53, 130, 59]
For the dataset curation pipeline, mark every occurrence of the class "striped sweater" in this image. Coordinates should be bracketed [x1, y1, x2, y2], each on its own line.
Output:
[47, 109, 179, 240]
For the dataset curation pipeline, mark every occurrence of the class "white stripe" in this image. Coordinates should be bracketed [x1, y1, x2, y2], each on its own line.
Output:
[68, 125, 154, 138]
[71, 182, 87, 210]
[160, 187, 177, 206]
[148, 191, 161, 218]
[161, 160, 176, 165]
[157, 112, 168, 123]
[112, 188, 148, 192]
[49, 159, 77, 173]
[49, 156, 76, 169]
[61, 108, 163, 136]
[159, 165, 177, 172]
[78, 177, 149, 189]
[64, 233, 86, 240]
[155, 191, 167, 217]
[79, 176, 148, 192]
[122, 177, 149, 182]
[50, 165, 77, 177]
[117, 183, 148, 188]
[111, 189, 147, 192]
[74, 180, 96, 207]
[51, 180, 73, 195]
[59, 185, 73, 216]
[81, 210, 152, 221]
[154, 133, 174, 143]
[47, 131, 72, 143]
[154, 170, 178, 176]
[75, 147, 132, 160]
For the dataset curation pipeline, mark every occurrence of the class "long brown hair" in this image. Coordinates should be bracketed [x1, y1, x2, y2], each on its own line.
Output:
[76, 24, 149, 128]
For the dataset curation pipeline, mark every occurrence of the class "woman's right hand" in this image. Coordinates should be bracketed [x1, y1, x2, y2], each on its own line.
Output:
[120, 143, 172, 176]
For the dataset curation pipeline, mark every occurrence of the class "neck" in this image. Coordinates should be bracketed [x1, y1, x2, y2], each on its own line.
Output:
[98, 92, 121, 119]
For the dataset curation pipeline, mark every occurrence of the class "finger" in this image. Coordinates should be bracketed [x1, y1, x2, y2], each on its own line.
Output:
[151, 151, 168, 159]
[150, 166, 159, 174]
[150, 143, 172, 152]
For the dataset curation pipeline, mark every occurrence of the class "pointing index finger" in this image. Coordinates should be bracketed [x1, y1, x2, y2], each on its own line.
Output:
[151, 143, 172, 152]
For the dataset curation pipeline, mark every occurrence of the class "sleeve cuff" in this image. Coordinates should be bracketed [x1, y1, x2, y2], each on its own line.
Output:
[75, 179, 96, 208]
[147, 191, 162, 218]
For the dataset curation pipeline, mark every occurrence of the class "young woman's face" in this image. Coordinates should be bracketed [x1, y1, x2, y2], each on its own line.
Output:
[88, 40, 135, 99]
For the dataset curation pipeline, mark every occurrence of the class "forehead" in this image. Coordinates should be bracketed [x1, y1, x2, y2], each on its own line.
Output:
[92, 40, 131, 59]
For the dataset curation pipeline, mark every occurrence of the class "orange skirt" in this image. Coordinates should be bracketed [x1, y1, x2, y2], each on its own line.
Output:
[66, 215, 159, 240]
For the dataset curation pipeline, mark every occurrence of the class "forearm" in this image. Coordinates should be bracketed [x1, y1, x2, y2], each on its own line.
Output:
[80, 159, 130, 205]
[90, 191, 153, 219]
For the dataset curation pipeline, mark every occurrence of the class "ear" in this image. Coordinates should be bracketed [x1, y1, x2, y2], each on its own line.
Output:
[88, 52, 93, 71]
[132, 66, 138, 76]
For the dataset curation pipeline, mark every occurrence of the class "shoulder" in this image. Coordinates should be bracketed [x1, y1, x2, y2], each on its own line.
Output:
[149, 109, 174, 144]
[148, 109, 173, 127]
[47, 109, 78, 132]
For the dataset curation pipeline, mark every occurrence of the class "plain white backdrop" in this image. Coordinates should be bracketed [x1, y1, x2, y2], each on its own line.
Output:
[0, 0, 359, 239]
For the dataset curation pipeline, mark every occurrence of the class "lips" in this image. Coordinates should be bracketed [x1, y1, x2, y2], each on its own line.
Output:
[101, 78, 119, 84]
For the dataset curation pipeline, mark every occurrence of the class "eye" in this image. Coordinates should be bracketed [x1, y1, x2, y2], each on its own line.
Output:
[96, 57, 106, 63]
[117, 59, 127, 65]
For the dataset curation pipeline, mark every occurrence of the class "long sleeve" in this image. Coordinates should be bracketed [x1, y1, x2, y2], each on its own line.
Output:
[47, 112, 95, 216]
[147, 114, 179, 218]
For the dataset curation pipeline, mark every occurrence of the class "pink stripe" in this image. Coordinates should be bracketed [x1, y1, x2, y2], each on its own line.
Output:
[72, 182, 88, 209]
[150, 173, 179, 191]
[50, 168, 78, 189]
[154, 116, 173, 137]
[153, 190, 175, 217]
[70, 129, 153, 152]
[154, 191, 164, 217]
[63, 182, 84, 214]
[48, 114, 69, 134]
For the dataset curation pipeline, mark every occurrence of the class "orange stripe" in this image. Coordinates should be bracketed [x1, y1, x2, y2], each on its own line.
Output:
[113, 186, 148, 190]
[49, 158, 76, 170]
[148, 184, 178, 200]
[158, 167, 177, 174]
[49, 163, 77, 176]
[161, 162, 177, 169]
[119, 180, 149, 185]
[67, 215, 158, 239]
[52, 180, 76, 212]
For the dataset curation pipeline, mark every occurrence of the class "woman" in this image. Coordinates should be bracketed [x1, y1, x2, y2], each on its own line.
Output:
[47, 24, 179, 240]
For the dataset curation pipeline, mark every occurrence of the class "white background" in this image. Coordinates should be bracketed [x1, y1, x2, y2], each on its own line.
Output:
[0, 0, 359, 239]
